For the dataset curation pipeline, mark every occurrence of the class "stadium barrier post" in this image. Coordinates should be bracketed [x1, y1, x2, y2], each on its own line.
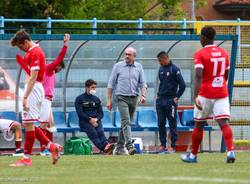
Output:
[92, 17, 97, 35]
[236, 18, 241, 63]
[138, 18, 143, 35]
[0, 16, 4, 34]
[182, 18, 186, 35]
[47, 17, 51, 35]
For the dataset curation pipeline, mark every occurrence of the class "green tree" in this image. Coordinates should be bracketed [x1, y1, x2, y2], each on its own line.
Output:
[0, 0, 77, 18]
[81, 0, 147, 20]
[74, 0, 148, 34]
[0, 0, 80, 33]
[143, 0, 207, 20]
[0, 0, 206, 34]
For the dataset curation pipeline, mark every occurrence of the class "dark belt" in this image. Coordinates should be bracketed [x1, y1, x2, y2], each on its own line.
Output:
[158, 95, 175, 99]
[118, 95, 137, 98]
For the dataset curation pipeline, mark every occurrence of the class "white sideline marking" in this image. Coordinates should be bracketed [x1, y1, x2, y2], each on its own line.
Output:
[130, 176, 250, 184]
[0, 177, 41, 182]
[211, 168, 250, 174]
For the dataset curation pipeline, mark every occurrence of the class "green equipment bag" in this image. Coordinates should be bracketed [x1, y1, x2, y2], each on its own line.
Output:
[64, 137, 92, 155]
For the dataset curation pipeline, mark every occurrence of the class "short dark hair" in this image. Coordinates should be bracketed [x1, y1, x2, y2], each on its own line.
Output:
[201, 26, 216, 41]
[157, 51, 168, 58]
[85, 79, 97, 88]
[11, 29, 31, 46]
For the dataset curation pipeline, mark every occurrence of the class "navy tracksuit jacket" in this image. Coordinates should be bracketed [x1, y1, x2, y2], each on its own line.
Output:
[75, 92, 108, 151]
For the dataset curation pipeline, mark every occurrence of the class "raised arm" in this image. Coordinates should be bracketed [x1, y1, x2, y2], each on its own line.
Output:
[46, 34, 70, 74]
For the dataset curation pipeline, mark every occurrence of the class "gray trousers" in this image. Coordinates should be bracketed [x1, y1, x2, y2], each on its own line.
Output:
[116, 95, 138, 149]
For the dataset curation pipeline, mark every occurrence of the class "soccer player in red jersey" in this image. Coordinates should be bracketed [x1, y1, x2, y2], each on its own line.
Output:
[15, 34, 70, 154]
[181, 26, 235, 163]
[10, 30, 62, 166]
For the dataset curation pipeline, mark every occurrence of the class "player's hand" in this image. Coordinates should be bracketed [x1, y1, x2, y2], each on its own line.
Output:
[93, 118, 98, 123]
[93, 118, 99, 127]
[173, 97, 178, 104]
[47, 126, 57, 133]
[194, 97, 203, 111]
[64, 33, 70, 46]
[89, 118, 98, 127]
[139, 95, 146, 104]
[106, 101, 112, 111]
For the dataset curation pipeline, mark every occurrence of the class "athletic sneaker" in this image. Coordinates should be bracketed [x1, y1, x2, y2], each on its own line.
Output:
[158, 145, 167, 154]
[181, 153, 197, 163]
[226, 151, 235, 163]
[128, 147, 137, 155]
[13, 148, 24, 156]
[15, 148, 24, 154]
[40, 149, 51, 156]
[9, 158, 32, 167]
[126, 141, 137, 155]
[114, 146, 128, 155]
[166, 146, 176, 154]
[49, 143, 63, 165]
[104, 143, 115, 155]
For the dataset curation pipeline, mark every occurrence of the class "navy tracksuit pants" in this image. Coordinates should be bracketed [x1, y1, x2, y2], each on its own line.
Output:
[156, 97, 178, 149]
[80, 121, 108, 151]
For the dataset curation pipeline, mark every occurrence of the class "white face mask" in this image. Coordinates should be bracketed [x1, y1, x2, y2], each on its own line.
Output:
[89, 89, 96, 95]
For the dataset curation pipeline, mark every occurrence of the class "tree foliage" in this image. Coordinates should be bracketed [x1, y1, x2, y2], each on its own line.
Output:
[80, 0, 148, 20]
[0, 0, 206, 33]
[0, 0, 77, 18]
[0, 0, 206, 20]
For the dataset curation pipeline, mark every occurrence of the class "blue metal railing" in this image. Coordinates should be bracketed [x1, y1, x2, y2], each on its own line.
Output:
[0, 17, 196, 35]
[0, 16, 244, 64]
[1, 17, 249, 34]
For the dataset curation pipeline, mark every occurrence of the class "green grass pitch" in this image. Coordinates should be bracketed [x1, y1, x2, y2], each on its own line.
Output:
[0, 152, 250, 184]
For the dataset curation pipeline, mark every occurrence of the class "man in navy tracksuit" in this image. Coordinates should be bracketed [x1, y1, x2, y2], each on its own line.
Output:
[156, 51, 186, 153]
[75, 79, 114, 154]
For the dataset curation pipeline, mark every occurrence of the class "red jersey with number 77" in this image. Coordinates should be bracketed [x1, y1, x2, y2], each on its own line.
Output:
[194, 44, 230, 99]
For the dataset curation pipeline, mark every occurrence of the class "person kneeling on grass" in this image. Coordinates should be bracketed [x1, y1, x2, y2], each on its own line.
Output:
[0, 118, 23, 155]
[75, 79, 115, 155]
